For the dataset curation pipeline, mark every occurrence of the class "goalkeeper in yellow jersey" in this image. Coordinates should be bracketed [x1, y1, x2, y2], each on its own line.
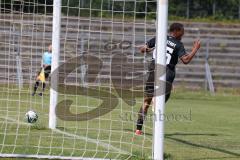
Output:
[32, 45, 52, 96]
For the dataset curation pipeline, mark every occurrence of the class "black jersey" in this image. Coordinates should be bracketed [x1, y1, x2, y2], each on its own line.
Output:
[146, 36, 186, 68]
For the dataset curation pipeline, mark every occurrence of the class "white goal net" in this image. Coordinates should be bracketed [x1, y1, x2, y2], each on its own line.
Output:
[0, 0, 157, 159]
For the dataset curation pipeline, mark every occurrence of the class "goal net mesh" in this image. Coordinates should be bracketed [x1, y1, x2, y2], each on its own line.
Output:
[0, 0, 156, 159]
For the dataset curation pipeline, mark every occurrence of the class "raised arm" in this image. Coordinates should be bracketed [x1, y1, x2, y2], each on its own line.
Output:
[180, 39, 201, 64]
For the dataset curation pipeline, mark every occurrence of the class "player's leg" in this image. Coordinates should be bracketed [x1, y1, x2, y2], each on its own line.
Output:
[136, 96, 152, 132]
[135, 64, 175, 134]
[135, 86, 154, 135]
[39, 66, 51, 96]
[38, 82, 45, 96]
[32, 69, 42, 96]
[135, 60, 155, 134]
[165, 66, 175, 102]
[42, 66, 51, 92]
[32, 81, 40, 96]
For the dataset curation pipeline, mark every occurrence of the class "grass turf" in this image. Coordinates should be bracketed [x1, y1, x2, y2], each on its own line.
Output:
[0, 85, 240, 160]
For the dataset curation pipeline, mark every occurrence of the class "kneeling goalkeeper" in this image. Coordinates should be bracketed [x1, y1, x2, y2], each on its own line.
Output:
[32, 44, 52, 96]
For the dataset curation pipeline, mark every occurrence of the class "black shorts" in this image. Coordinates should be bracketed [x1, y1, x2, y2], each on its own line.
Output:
[145, 60, 175, 102]
[38, 66, 51, 79]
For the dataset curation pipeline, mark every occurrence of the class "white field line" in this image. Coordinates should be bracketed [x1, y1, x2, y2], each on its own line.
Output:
[0, 153, 109, 160]
[0, 116, 130, 155]
[53, 129, 130, 155]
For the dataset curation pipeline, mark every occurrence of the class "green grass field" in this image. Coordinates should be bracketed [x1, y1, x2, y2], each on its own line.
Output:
[0, 85, 240, 160]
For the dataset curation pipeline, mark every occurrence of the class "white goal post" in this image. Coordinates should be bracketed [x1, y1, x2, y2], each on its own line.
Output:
[154, 0, 168, 159]
[49, 0, 61, 130]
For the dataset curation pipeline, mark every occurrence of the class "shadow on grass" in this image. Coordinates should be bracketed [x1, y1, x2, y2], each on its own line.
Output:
[123, 129, 240, 159]
[191, 156, 240, 160]
[165, 132, 219, 137]
[123, 128, 153, 136]
[166, 136, 240, 158]
[29, 123, 47, 130]
[120, 151, 173, 160]
[56, 126, 65, 130]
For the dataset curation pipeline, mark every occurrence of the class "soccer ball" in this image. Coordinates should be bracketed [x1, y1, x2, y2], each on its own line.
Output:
[25, 110, 38, 123]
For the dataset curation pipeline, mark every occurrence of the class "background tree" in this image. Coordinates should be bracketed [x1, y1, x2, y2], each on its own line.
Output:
[1, 0, 240, 20]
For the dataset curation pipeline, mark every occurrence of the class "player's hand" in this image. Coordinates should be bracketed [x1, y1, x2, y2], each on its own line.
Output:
[139, 45, 147, 53]
[146, 47, 154, 52]
[193, 39, 201, 51]
[139, 45, 154, 53]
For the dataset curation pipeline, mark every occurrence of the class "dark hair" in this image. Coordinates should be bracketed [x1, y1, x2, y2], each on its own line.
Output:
[169, 23, 184, 32]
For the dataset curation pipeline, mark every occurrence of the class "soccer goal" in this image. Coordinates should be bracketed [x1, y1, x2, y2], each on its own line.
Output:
[0, 0, 168, 159]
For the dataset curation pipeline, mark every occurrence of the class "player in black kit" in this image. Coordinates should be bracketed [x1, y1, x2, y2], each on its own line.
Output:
[135, 23, 201, 135]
